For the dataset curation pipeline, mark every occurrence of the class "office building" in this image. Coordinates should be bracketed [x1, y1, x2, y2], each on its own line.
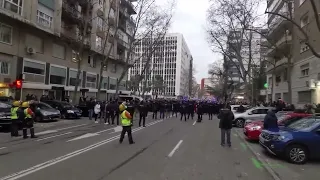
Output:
[128, 33, 192, 96]
[0, 0, 136, 101]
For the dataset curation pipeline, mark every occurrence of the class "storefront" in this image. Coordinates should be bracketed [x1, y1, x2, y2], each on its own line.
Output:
[0, 83, 12, 97]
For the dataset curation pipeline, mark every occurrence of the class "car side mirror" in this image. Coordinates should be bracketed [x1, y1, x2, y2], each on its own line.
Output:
[248, 112, 252, 115]
[55, 107, 59, 109]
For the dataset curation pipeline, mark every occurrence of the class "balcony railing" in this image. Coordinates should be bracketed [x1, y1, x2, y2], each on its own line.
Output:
[62, 0, 81, 21]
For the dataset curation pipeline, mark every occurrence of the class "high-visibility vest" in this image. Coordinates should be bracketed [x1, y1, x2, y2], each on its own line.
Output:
[24, 108, 32, 119]
[11, 107, 19, 120]
[121, 110, 131, 126]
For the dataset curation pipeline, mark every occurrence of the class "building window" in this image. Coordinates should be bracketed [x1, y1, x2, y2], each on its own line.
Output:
[69, 69, 82, 86]
[23, 60, 45, 75]
[0, 22, 12, 44]
[52, 43, 65, 59]
[50, 65, 66, 85]
[1, 0, 23, 15]
[97, 17, 103, 30]
[23, 60, 45, 83]
[300, 63, 309, 77]
[37, 10, 53, 28]
[298, 91, 311, 104]
[87, 56, 96, 68]
[300, 43, 310, 53]
[102, 77, 108, 89]
[111, 63, 116, 73]
[300, 14, 309, 27]
[96, 36, 102, 50]
[72, 50, 79, 62]
[0, 61, 9, 75]
[86, 73, 96, 89]
[109, 78, 116, 90]
[283, 68, 287, 81]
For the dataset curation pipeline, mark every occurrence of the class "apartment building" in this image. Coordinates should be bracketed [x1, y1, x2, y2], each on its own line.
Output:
[225, 28, 266, 99]
[0, 0, 136, 102]
[128, 33, 193, 96]
[265, 0, 320, 105]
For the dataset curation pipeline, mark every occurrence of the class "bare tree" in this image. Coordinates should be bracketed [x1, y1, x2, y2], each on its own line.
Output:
[207, 0, 263, 102]
[114, 0, 175, 97]
[64, 0, 94, 103]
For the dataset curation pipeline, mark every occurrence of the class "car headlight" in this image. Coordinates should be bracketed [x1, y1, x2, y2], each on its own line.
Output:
[272, 135, 285, 141]
[67, 110, 74, 113]
[249, 126, 261, 131]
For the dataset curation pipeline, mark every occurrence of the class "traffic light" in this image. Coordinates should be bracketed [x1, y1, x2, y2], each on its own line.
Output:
[13, 79, 23, 89]
[264, 83, 268, 89]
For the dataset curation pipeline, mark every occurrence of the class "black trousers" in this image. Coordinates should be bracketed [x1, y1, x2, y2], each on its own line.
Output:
[139, 114, 146, 126]
[187, 112, 194, 119]
[119, 126, 134, 143]
[197, 113, 203, 122]
[11, 119, 20, 136]
[180, 113, 187, 121]
[208, 113, 213, 120]
[152, 111, 158, 119]
[111, 112, 119, 125]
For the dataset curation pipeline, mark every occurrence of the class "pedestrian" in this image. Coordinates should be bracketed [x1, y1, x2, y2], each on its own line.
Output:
[94, 101, 101, 123]
[138, 101, 147, 127]
[119, 103, 135, 144]
[10, 101, 21, 137]
[263, 110, 278, 130]
[218, 106, 234, 147]
[21, 101, 37, 139]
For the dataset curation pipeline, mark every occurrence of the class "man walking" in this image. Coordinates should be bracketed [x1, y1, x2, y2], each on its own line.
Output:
[119, 103, 135, 144]
[218, 106, 234, 147]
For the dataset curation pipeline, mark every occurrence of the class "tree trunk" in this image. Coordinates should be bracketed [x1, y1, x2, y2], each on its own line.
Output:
[287, 57, 293, 104]
[72, 2, 91, 104]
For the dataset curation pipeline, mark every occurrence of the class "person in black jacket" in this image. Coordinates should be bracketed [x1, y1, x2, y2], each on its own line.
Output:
[218, 107, 234, 147]
[138, 101, 148, 127]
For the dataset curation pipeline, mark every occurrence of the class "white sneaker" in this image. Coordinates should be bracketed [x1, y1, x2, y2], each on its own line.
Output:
[95, 121, 98, 123]
[104, 122, 109, 125]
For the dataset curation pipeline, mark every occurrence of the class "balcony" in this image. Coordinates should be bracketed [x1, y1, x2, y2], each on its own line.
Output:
[60, 27, 91, 49]
[62, 0, 81, 24]
[266, 57, 289, 73]
[120, 0, 136, 15]
[266, 34, 292, 57]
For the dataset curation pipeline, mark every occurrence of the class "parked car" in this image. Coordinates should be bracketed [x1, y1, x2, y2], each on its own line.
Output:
[230, 105, 250, 114]
[0, 102, 17, 129]
[259, 116, 320, 164]
[33, 102, 61, 122]
[42, 100, 82, 119]
[244, 113, 311, 140]
[233, 107, 275, 128]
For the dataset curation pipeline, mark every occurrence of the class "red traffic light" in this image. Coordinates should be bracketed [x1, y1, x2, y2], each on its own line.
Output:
[13, 80, 23, 89]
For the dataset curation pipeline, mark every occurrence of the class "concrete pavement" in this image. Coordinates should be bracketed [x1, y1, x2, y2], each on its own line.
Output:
[0, 115, 288, 180]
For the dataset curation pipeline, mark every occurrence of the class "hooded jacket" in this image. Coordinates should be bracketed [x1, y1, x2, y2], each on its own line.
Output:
[218, 108, 234, 129]
[263, 111, 278, 130]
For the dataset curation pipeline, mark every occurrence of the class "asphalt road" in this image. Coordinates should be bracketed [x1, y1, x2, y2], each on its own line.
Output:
[0, 115, 298, 180]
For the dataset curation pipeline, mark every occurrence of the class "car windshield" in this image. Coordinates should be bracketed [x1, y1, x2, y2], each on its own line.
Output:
[276, 114, 288, 122]
[0, 102, 10, 108]
[286, 117, 320, 131]
[59, 101, 73, 108]
[37, 103, 53, 110]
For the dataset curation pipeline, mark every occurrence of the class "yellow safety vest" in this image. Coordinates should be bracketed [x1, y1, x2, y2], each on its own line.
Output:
[11, 107, 19, 120]
[121, 110, 131, 126]
[24, 108, 32, 119]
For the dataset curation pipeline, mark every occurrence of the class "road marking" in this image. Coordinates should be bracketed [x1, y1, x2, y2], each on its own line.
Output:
[251, 157, 263, 170]
[36, 130, 58, 135]
[67, 133, 99, 142]
[240, 142, 247, 151]
[36, 132, 73, 142]
[168, 140, 183, 157]
[54, 124, 88, 131]
[0, 125, 154, 180]
[96, 127, 116, 134]
[0, 147, 7, 150]
[192, 121, 197, 125]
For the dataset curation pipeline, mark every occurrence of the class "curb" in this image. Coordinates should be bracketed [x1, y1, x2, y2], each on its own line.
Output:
[234, 129, 281, 180]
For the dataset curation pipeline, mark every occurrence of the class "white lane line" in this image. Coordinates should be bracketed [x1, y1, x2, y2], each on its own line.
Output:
[168, 140, 183, 158]
[192, 121, 197, 126]
[0, 120, 162, 180]
[96, 127, 115, 134]
[0, 147, 7, 150]
[55, 124, 88, 131]
[36, 132, 73, 142]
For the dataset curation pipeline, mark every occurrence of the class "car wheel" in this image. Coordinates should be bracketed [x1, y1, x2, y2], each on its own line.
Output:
[285, 144, 308, 164]
[236, 119, 245, 128]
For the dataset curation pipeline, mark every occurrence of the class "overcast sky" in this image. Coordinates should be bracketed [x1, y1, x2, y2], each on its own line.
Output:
[167, 0, 267, 84]
[168, 0, 213, 84]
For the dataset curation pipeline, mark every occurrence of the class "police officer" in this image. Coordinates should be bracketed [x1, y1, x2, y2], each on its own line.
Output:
[21, 101, 37, 139]
[138, 101, 147, 127]
[119, 103, 135, 144]
[10, 101, 21, 137]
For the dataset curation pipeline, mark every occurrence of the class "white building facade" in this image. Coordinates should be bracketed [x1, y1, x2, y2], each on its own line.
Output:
[129, 33, 192, 96]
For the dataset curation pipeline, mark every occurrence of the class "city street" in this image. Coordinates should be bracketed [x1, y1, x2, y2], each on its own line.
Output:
[0, 115, 315, 180]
